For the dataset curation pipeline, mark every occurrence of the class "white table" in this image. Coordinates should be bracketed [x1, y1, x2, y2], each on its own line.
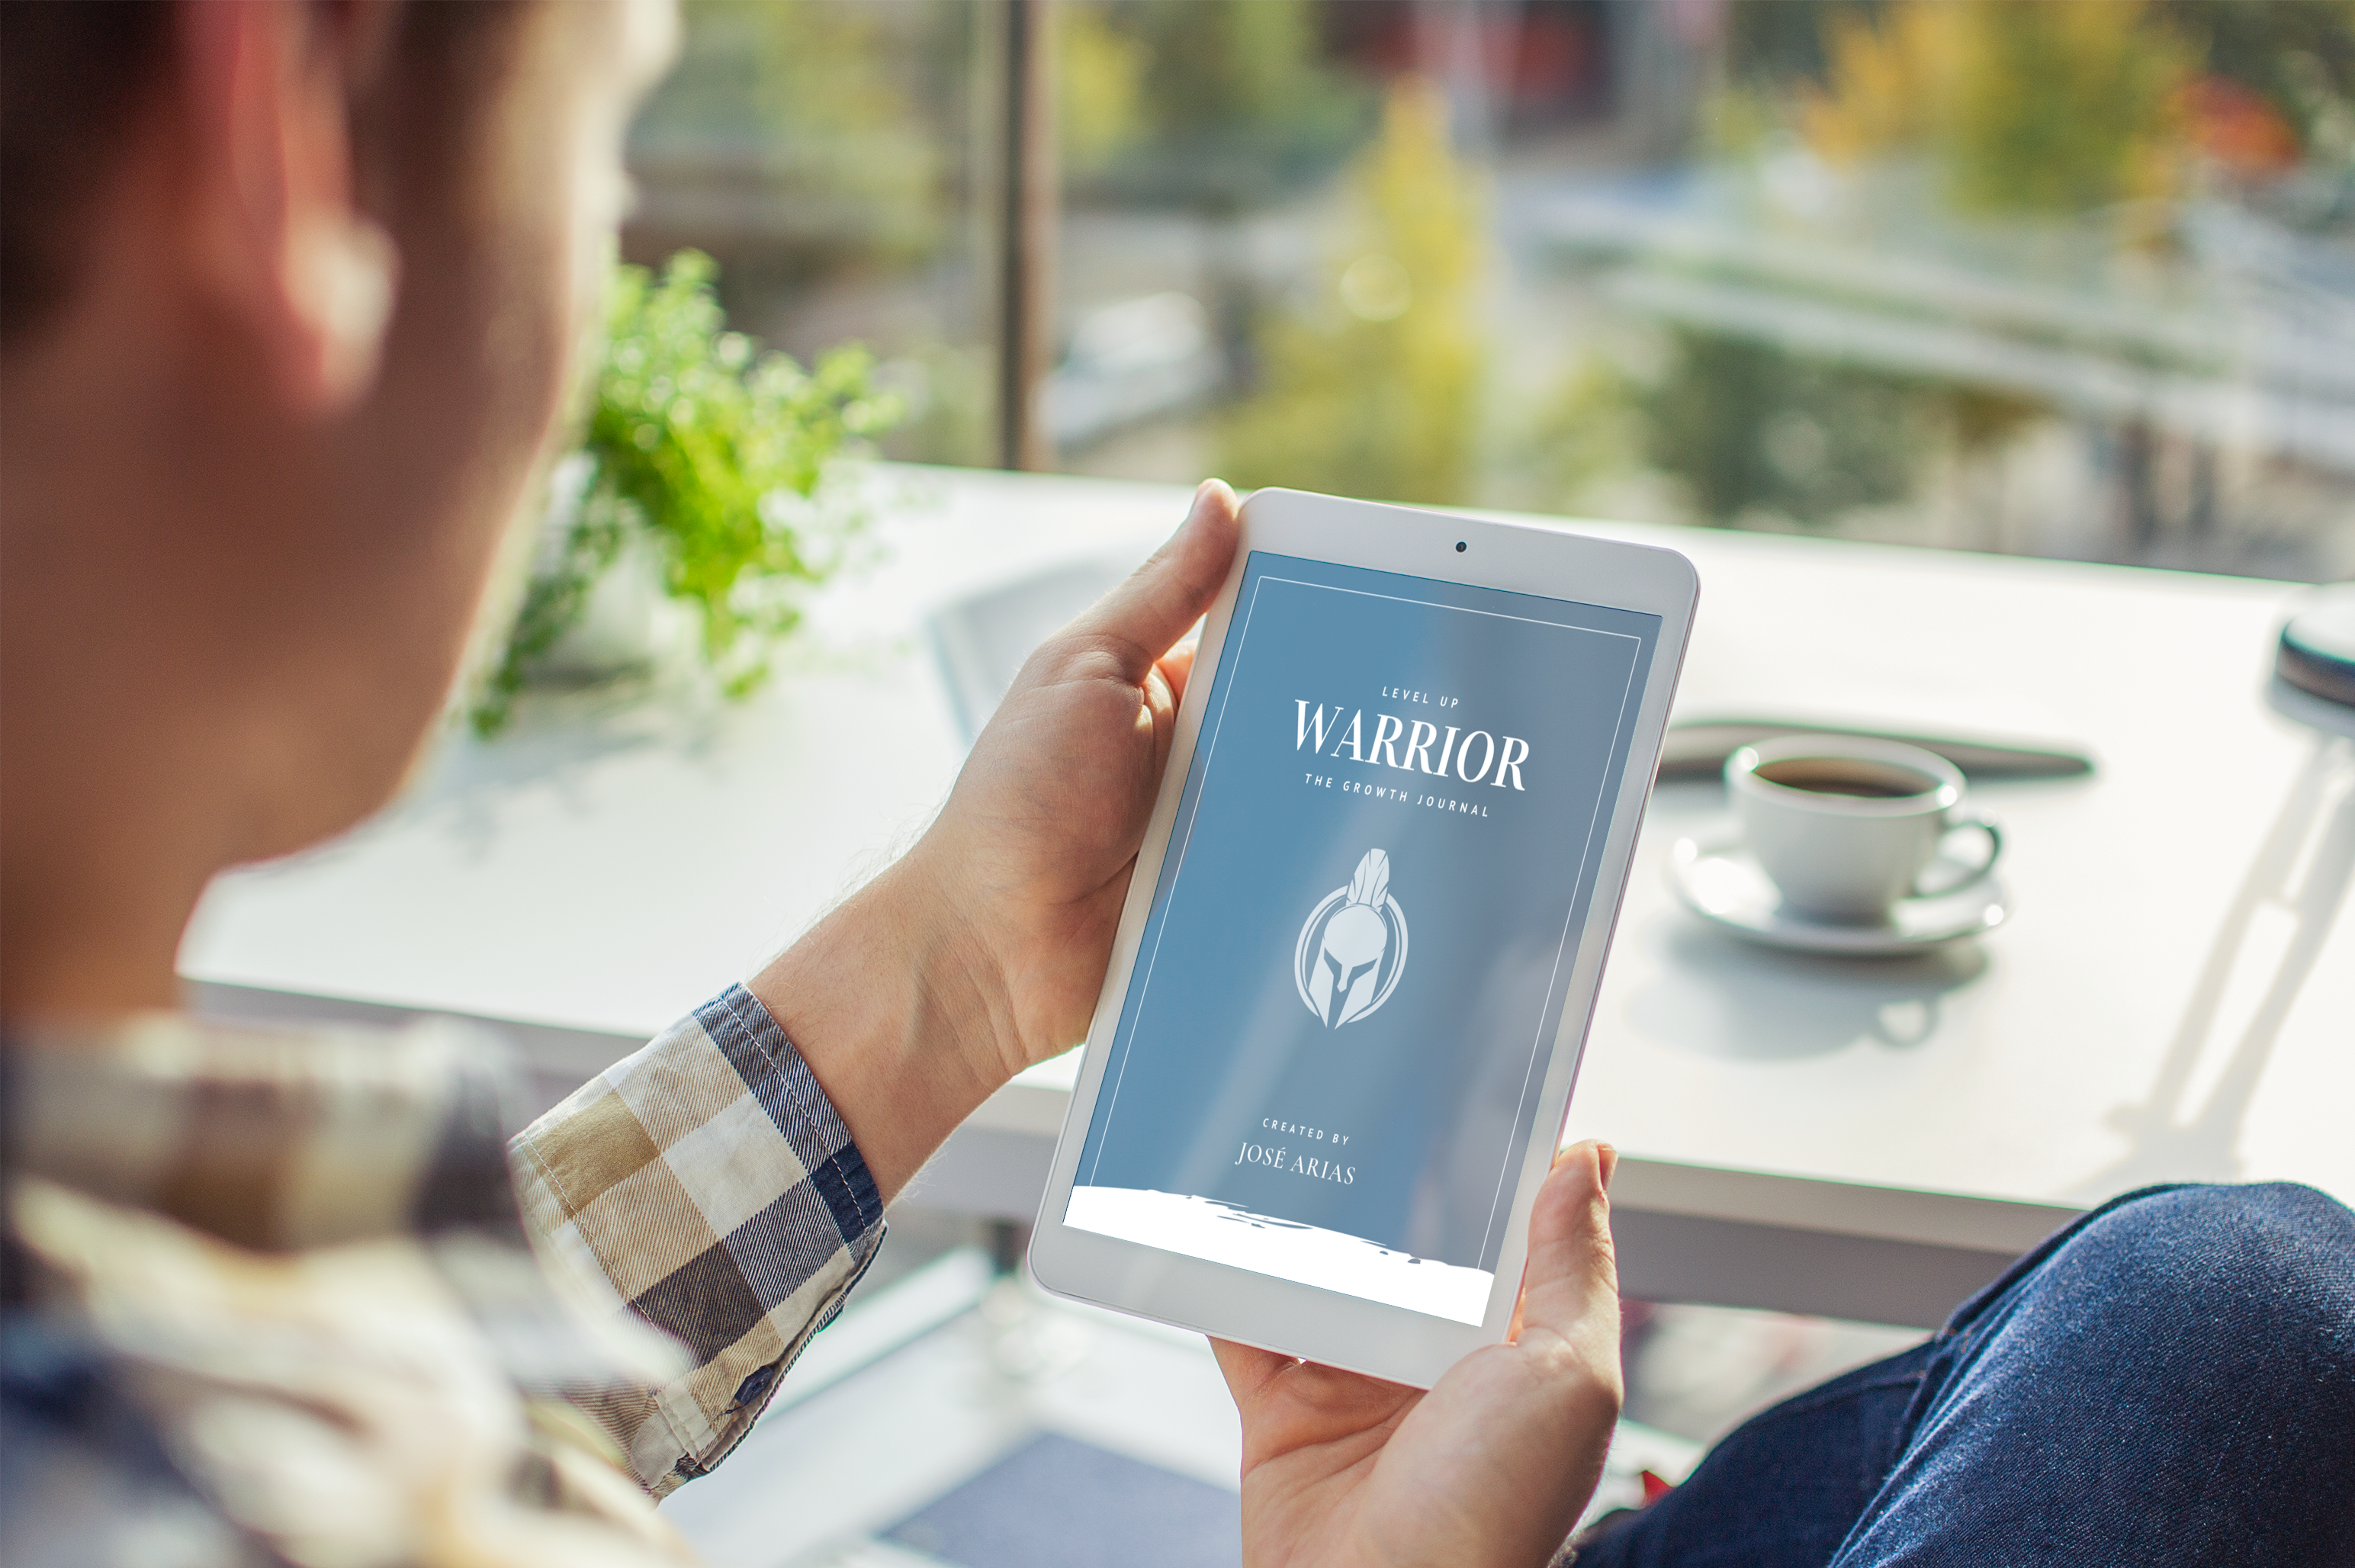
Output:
[182, 466, 2355, 1328]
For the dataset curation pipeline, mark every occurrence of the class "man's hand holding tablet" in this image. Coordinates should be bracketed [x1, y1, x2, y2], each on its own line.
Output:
[763, 480, 1686, 1563]
[751, 481, 1245, 1201]
[1216, 1139, 1626, 1568]
[1030, 487, 1695, 1391]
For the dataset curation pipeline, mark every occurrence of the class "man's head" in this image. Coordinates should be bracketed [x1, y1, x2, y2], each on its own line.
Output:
[0, 0, 676, 1013]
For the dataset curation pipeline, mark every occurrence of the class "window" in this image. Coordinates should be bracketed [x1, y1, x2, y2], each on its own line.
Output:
[628, 1, 2355, 579]
[626, 0, 1004, 466]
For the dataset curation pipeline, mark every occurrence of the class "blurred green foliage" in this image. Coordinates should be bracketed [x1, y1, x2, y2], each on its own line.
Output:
[2170, 0, 2355, 158]
[1114, 0, 1350, 143]
[1796, 0, 2355, 210]
[1521, 349, 1647, 514]
[632, 0, 967, 267]
[475, 252, 900, 734]
[1721, 0, 1852, 84]
[1643, 333, 1932, 524]
[1804, 0, 2192, 212]
[1579, 0, 2350, 532]
[1059, 4, 1149, 175]
[1543, 333, 2045, 529]
[1059, 0, 1371, 204]
[623, 1, 983, 464]
[1949, 2, 2194, 212]
[1530, 332, 2048, 529]
[1219, 83, 1483, 505]
[1736, 1, 2355, 155]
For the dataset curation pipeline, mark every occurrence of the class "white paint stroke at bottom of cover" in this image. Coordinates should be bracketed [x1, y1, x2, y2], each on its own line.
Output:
[1064, 1185, 1495, 1326]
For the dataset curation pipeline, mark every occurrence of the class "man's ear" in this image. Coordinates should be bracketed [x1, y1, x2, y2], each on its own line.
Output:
[178, 0, 401, 418]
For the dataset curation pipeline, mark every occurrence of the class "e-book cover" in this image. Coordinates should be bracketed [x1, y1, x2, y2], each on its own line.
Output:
[1067, 551, 1660, 1323]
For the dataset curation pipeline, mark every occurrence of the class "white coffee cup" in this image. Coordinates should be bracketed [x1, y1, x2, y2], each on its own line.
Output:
[1726, 735, 2003, 924]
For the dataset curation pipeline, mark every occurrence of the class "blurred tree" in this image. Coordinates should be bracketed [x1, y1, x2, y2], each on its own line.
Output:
[1723, 0, 1868, 88]
[1065, 0, 1370, 206]
[1641, 332, 1933, 526]
[1800, 1, 1955, 165]
[2157, 0, 2355, 149]
[624, 1, 988, 466]
[1634, 0, 2355, 539]
[1120, 0, 1341, 140]
[1521, 349, 1648, 514]
[630, 1, 970, 270]
[1059, 3, 1149, 175]
[1948, 2, 2195, 212]
[1803, 0, 2197, 214]
[1534, 333, 2043, 530]
[1218, 82, 1483, 506]
[1787, 0, 2355, 198]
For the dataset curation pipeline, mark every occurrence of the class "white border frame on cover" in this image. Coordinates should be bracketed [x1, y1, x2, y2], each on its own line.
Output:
[1028, 487, 1700, 1390]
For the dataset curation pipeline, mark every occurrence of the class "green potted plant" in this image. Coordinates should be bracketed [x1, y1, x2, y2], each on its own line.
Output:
[473, 249, 901, 734]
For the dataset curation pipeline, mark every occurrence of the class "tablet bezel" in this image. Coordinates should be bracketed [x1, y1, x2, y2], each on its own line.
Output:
[1028, 488, 1698, 1389]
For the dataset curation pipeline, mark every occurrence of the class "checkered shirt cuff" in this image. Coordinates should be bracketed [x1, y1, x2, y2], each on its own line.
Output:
[510, 985, 885, 1496]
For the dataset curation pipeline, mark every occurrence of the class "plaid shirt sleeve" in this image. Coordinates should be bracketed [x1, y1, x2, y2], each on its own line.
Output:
[509, 985, 886, 1498]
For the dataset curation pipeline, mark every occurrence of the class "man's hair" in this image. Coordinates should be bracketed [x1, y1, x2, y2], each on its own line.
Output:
[0, 0, 532, 349]
[0, 2, 175, 344]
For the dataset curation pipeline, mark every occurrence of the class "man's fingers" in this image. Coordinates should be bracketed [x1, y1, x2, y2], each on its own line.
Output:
[1211, 1336, 1293, 1406]
[1068, 479, 1238, 681]
[1511, 1139, 1620, 1344]
[1155, 635, 1200, 706]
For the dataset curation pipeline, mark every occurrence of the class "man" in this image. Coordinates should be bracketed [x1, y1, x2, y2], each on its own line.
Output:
[2, 4, 1621, 1564]
[2, 5, 2348, 1567]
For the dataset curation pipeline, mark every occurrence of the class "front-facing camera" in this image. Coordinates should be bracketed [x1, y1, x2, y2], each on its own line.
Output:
[1454, 541, 1467, 553]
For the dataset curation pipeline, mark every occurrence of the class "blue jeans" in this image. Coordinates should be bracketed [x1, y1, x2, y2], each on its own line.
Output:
[1578, 1183, 2355, 1566]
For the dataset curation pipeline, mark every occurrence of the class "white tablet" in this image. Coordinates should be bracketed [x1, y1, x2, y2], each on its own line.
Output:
[1029, 488, 1698, 1387]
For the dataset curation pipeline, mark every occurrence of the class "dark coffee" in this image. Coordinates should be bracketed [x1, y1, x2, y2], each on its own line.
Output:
[1754, 757, 1936, 800]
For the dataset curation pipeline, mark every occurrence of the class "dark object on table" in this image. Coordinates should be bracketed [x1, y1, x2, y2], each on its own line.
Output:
[1656, 720, 2095, 786]
[885, 1431, 1240, 1568]
[2276, 586, 2355, 712]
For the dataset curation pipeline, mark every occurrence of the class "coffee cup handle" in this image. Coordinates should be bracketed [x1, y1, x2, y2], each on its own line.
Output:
[1915, 810, 2003, 898]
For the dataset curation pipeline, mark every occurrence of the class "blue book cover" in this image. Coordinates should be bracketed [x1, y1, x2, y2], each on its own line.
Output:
[1068, 551, 1659, 1322]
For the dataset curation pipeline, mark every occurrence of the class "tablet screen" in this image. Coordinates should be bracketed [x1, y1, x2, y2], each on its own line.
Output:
[1065, 550, 1661, 1324]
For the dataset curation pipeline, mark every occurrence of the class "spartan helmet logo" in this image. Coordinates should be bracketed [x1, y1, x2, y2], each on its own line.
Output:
[1294, 848, 1411, 1029]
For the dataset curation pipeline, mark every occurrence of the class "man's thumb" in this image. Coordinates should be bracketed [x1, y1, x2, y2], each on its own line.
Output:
[1512, 1140, 1620, 1341]
[1066, 479, 1239, 677]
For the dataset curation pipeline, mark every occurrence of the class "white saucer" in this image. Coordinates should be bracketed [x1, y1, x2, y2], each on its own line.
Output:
[1668, 832, 2010, 955]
